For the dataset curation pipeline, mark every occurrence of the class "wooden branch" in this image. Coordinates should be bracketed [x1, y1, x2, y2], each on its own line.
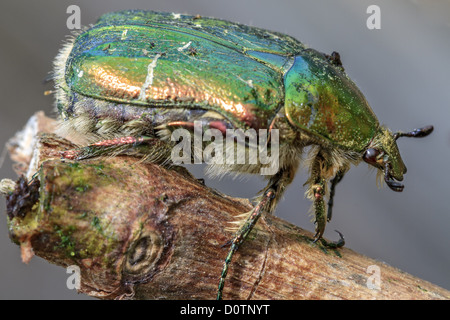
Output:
[2, 112, 449, 300]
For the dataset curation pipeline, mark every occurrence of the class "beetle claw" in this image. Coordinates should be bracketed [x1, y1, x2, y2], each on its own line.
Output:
[317, 230, 345, 248]
[333, 230, 346, 248]
[313, 227, 325, 243]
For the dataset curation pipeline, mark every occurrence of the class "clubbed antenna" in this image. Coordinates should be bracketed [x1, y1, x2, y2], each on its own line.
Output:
[394, 125, 434, 140]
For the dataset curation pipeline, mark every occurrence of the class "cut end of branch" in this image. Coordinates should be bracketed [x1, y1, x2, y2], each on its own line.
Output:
[20, 237, 34, 264]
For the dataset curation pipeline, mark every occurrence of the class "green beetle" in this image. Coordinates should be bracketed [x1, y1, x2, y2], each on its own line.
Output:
[53, 10, 433, 299]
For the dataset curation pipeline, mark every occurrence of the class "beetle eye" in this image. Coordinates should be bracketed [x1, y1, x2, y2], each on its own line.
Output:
[363, 148, 381, 165]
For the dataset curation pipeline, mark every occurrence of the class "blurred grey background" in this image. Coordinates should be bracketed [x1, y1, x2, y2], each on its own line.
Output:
[0, 0, 448, 299]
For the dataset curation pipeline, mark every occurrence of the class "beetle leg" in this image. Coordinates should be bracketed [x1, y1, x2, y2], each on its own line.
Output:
[327, 169, 346, 222]
[217, 188, 275, 300]
[217, 166, 296, 300]
[60, 136, 173, 164]
[307, 151, 334, 242]
[307, 154, 347, 247]
[312, 177, 327, 241]
[312, 180, 345, 247]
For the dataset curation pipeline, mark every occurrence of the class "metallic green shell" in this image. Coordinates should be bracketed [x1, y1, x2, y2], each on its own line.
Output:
[63, 10, 379, 151]
[284, 49, 379, 151]
[65, 10, 303, 130]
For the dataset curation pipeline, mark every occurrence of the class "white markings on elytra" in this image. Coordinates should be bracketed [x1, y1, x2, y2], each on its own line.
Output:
[77, 70, 84, 78]
[172, 13, 181, 19]
[139, 53, 162, 101]
[236, 75, 254, 88]
[121, 29, 128, 40]
[177, 41, 192, 52]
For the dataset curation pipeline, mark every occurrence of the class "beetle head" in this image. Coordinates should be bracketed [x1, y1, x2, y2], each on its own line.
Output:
[363, 125, 433, 192]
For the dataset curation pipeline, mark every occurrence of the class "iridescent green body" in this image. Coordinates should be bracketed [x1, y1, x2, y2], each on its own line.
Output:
[54, 10, 433, 300]
[57, 10, 378, 152]
[284, 51, 378, 151]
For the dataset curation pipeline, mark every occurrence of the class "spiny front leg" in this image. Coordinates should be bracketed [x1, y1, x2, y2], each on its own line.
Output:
[312, 177, 327, 241]
[305, 151, 330, 241]
[306, 151, 336, 242]
[307, 152, 347, 247]
[312, 184, 345, 248]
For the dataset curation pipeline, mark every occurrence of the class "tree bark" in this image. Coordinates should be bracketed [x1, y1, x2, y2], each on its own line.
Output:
[1, 112, 449, 300]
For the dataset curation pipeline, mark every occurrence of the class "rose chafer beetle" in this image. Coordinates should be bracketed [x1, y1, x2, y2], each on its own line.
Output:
[53, 10, 433, 300]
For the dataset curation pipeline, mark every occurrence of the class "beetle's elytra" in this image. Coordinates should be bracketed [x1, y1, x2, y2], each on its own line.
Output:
[53, 10, 433, 299]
